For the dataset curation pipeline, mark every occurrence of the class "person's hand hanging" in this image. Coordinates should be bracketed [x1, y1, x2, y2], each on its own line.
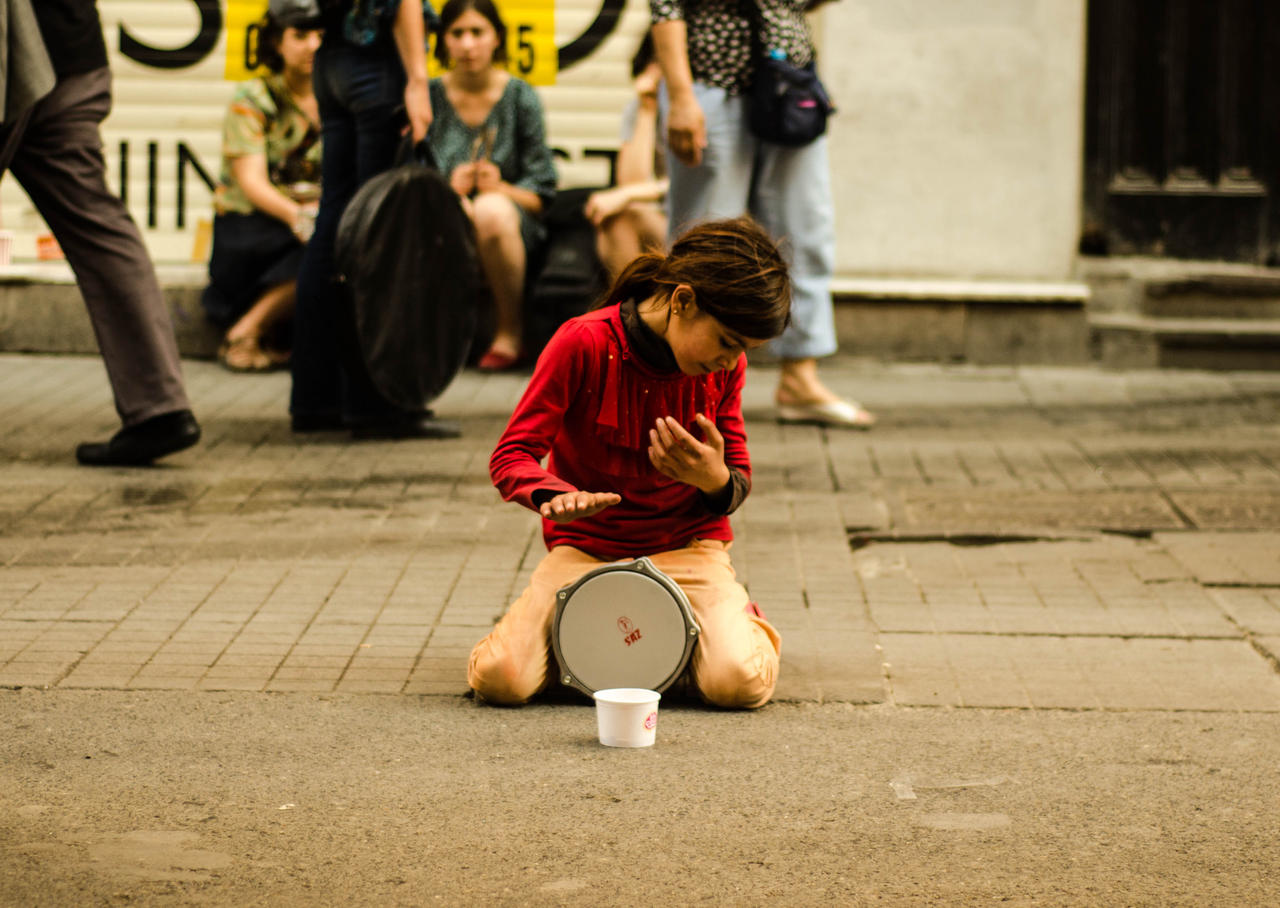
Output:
[666, 94, 706, 166]
[449, 162, 477, 197]
[648, 413, 730, 494]
[403, 77, 432, 142]
[539, 490, 623, 523]
[473, 160, 502, 194]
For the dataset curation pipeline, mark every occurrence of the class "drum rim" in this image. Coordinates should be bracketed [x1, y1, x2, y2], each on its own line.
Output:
[551, 557, 700, 696]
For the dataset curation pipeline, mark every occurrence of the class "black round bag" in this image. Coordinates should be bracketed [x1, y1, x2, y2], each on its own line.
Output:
[335, 140, 479, 412]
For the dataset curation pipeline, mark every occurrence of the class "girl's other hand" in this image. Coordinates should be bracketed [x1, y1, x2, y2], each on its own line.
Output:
[648, 413, 730, 494]
[539, 490, 622, 523]
[449, 162, 476, 196]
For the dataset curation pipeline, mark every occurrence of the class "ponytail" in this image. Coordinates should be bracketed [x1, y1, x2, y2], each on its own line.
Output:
[596, 251, 664, 312]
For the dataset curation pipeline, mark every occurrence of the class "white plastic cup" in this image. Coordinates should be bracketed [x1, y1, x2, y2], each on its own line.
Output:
[592, 688, 661, 747]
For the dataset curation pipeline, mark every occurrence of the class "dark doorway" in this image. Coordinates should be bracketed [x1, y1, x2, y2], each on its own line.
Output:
[1082, 0, 1280, 263]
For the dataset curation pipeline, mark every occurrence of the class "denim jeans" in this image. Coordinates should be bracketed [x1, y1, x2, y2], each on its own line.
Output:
[665, 83, 838, 361]
[290, 39, 406, 423]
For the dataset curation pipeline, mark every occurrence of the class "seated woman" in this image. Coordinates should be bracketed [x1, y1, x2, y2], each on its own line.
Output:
[427, 0, 557, 371]
[584, 31, 669, 278]
[202, 0, 323, 372]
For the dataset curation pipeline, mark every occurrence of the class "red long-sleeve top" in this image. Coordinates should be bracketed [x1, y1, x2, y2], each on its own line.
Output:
[489, 304, 752, 561]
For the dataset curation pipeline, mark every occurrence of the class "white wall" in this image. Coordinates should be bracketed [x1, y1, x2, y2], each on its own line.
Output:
[819, 0, 1086, 280]
[1, 0, 1086, 281]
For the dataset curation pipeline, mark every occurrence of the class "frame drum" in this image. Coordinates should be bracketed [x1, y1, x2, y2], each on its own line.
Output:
[552, 557, 700, 695]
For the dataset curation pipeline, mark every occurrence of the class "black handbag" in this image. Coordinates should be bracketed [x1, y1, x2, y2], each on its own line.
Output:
[741, 0, 835, 146]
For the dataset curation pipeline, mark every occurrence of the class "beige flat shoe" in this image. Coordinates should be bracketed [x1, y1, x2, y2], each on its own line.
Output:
[777, 399, 876, 429]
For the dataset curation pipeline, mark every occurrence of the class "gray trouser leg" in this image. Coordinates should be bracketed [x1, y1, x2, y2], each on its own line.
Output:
[6, 66, 189, 425]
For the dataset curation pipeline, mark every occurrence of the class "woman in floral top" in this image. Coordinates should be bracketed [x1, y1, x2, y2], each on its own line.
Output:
[651, 0, 876, 428]
[202, 2, 323, 372]
[427, 0, 557, 371]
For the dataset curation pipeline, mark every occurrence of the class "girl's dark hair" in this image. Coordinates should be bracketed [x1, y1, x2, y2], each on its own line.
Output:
[434, 0, 509, 67]
[631, 30, 655, 79]
[255, 15, 286, 73]
[601, 217, 792, 341]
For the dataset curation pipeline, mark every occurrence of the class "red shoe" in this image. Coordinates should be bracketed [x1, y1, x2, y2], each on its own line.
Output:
[476, 347, 521, 371]
[744, 600, 767, 620]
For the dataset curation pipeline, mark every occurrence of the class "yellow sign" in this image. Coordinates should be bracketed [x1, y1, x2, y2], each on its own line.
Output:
[223, 0, 269, 81]
[224, 0, 556, 85]
[497, 0, 558, 86]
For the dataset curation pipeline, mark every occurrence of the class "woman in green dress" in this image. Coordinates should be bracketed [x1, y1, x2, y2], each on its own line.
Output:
[427, 0, 557, 370]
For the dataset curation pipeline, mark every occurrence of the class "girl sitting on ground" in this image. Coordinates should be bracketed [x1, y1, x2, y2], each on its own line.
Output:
[471, 216, 789, 709]
[427, 0, 557, 371]
[203, 0, 323, 372]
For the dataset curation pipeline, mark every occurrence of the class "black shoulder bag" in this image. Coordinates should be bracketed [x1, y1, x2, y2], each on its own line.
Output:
[741, 0, 836, 146]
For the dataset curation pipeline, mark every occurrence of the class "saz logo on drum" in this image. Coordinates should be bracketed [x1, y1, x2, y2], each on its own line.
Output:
[616, 616, 642, 647]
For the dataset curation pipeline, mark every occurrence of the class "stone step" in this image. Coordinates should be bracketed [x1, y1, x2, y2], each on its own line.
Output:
[1, 265, 1095, 367]
[0, 263, 219, 358]
[1141, 274, 1280, 319]
[1090, 312, 1280, 370]
[830, 277, 1090, 365]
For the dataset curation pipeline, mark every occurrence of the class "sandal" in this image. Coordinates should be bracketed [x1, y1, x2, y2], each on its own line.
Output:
[218, 335, 276, 373]
[776, 398, 876, 429]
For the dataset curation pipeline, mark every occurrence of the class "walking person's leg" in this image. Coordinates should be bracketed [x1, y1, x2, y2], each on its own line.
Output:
[8, 67, 199, 464]
[751, 136, 874, 428]
[664, 84, 754, 239]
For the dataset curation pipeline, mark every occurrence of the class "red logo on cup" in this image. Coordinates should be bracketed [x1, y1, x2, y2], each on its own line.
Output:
[644, 711, 657, 730]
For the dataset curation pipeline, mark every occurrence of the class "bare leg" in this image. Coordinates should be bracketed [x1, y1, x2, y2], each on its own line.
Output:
[220, 281, 296, 371]
[471, 192, 526, 359]
[596, 213, 644, 278]
[597, 204, 669, 278]
[231, 282, 295, 345]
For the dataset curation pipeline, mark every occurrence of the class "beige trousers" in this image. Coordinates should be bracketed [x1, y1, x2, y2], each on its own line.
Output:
[468, 540, 781, 709]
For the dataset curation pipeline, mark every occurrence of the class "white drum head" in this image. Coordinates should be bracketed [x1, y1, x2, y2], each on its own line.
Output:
[553, 558, 700, 695]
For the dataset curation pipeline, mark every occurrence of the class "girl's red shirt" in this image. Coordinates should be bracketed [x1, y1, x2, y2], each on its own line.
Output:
[489, 304, 752, 561]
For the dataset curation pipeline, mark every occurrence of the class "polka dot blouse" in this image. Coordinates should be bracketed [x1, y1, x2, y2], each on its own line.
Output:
[650, 0, 816, 95]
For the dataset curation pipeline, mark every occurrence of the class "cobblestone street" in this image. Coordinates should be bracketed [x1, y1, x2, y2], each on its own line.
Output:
[3, 354, 1279, 710]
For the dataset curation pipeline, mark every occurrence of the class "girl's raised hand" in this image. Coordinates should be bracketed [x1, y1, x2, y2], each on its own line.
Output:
[539, 490, 622, 523]
[648, 413, 731, 495]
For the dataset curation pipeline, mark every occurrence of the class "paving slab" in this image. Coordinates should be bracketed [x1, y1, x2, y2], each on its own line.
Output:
[3, 355, 1280, 713]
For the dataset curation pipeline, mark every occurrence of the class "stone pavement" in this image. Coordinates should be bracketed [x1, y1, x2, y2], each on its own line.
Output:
[2, 352, 1279, 713]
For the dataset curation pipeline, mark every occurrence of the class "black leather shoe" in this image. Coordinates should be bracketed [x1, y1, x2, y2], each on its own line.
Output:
[349, 412, 461, 440]
[75, 409, 201, 466]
